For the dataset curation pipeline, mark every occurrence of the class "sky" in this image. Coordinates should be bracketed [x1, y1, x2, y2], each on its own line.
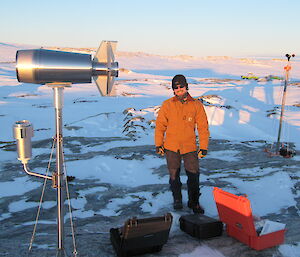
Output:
[1, 0, 300, 57]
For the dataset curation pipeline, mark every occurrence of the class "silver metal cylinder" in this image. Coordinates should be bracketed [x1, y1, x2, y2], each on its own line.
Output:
[13, 120, 34, 164]
[92, 61, 119, 77]
[16, 49, 92, 84]
[53, 88, 65, 251]
[16, 41, 119, 96]
[53, 87, 64, 109]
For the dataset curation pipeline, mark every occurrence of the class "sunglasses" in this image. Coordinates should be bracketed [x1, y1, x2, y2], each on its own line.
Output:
[173, 84, 185, 90]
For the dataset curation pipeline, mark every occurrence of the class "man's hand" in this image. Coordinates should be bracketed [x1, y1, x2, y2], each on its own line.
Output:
[156, 146, 165, 156]
[197, 149, 207, 159]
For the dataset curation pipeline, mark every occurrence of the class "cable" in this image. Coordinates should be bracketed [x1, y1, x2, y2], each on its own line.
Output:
[265, 80, 283, 156]
[29, 138, 56, 251]
[62, 139, 78, 257]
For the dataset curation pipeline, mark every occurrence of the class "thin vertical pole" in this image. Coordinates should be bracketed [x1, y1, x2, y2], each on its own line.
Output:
[53, 86, 65, 255]
[276, 66, 290, 153]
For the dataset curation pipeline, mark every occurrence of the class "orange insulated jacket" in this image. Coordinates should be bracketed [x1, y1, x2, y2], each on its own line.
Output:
[155, 93, 209, 154]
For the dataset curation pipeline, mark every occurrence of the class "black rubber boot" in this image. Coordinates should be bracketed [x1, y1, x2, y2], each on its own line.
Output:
[169, 170, 183, 210]
[186, 170, 204, 214]
[173, 199, 183, 210]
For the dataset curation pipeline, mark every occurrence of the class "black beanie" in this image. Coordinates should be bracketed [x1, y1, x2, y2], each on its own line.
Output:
[172, 74, 188, 90]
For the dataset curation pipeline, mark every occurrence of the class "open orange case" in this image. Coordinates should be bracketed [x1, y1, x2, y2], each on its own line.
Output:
[213, 187, 286, 250]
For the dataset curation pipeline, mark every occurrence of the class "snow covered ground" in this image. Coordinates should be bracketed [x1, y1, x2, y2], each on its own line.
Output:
[0, 43, 300, 257]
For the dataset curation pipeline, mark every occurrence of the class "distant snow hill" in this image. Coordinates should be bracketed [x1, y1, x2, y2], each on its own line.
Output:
[0, 42, 39, 62]
[0, 42, 174, 63]
[1, 42, 299, 80]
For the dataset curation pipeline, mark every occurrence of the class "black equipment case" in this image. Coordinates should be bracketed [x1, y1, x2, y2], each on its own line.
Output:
[179, 214, 223, 239]
[110, 213, 173, 257]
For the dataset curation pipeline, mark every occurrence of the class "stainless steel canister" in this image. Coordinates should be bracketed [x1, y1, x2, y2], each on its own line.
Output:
[13, 120, 34, 164]
[16, 49, 92, 84]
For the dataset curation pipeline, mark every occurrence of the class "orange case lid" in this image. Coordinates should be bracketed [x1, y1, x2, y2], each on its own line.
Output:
[213, 187, 257, 236]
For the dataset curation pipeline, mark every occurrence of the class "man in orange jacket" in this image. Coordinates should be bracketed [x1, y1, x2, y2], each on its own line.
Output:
[155, 74, 209, 213]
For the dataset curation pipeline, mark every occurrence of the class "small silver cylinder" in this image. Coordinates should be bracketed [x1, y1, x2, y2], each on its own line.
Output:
[13, 120, 34, 164]
[92, 61, 119, 77]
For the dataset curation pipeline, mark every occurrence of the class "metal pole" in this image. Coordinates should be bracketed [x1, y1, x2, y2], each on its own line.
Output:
[276, 66, 290, 153]
[53, 86, 65, 255]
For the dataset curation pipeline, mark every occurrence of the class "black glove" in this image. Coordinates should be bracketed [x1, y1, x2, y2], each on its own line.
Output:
[156, 146, 165, 156]
[197, 149, 207, 158]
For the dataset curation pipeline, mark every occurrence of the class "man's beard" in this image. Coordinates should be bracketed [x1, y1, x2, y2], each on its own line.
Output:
[175, 92, 188, 101]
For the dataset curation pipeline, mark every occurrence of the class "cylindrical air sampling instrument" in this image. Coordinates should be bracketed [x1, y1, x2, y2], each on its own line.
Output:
[13, 120, 34, 164]
[16, 41, 118, 96]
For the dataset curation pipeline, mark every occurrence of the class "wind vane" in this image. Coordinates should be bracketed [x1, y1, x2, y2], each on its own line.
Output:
[275, 54, 295, 157]
[265, 53, 296, 158]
